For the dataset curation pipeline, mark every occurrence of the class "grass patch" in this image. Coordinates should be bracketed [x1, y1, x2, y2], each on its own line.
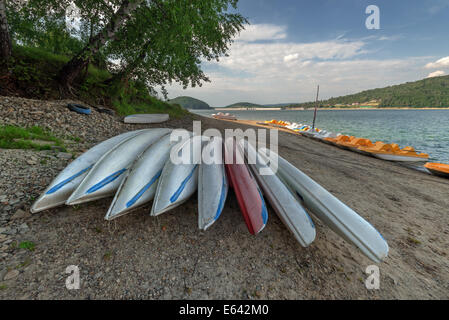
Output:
[18, 241, 36, 251]
[407, 237, 421, 245]
[0, 125, 67, 151]
[0, 284, 7, 290]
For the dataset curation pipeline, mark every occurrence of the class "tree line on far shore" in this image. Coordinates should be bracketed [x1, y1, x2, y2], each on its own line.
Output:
[285, 75, 449, 109]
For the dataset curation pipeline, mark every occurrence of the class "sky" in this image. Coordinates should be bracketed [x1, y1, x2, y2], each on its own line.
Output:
[164, 0, 449, 107]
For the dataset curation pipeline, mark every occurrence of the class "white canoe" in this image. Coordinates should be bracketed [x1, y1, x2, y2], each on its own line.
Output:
[212, 113, 237, 120]
[66, 128, 172, 205]
[260, 147, 389, 263]
[372, 153, 428, 162]
[198, 137, 228, 230]
[124, 114, 169, 124]
[105, 132, 181, 220]
[151, 135, 209, 216]
[30, 130, 148, 213]
[240, 140, 316, 247]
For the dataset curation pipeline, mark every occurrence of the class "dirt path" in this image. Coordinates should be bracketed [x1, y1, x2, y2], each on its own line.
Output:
[1, 98, 448, 299]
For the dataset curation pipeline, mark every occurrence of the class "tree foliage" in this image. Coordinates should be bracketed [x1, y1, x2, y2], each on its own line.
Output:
[289, 75, 449, 109]
[3, 0, 247, 96]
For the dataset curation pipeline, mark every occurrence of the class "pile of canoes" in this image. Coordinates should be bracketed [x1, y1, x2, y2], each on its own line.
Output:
[31, 129, 389, 263]
[263, 119, 449, 178]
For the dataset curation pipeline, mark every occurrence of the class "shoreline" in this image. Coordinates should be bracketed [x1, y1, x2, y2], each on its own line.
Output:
[210, 107, 449, 111]
[1, 96, 448, 299]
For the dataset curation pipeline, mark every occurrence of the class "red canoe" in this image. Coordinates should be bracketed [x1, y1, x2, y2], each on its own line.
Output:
[224, 138, 267, 235]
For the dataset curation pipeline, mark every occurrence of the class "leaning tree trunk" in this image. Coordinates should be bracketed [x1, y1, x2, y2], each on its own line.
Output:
[0, 0, 12, 64]
[57, 0, 144, 91]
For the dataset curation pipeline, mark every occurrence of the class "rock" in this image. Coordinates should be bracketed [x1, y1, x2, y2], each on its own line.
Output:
[3, 228, 17, 235]
[26, 160, 37, 165]
[11, 209, 31, 220]
[9, 198, 20, 205]
[0, 234, 8, 242]
[18, 223, 30, 233]
[57, 152, 73, 160]
[3, 270, 19, 281]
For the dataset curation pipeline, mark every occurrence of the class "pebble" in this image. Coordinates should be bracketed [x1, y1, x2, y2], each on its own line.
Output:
[11, 209, 31, 220]
[57, 152, 73, 160]
[18, 223, 29, 233]
[3, 270, 19, 280]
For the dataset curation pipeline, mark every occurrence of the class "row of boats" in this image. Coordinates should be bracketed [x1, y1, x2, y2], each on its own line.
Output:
[264, 119, 449, 177]
[30, 128, 389, 263]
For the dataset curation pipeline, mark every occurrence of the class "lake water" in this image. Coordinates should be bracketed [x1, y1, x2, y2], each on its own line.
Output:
[192, 109, 449, 164]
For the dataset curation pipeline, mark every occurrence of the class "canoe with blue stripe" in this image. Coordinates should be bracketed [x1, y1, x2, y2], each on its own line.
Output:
[224, 137, 267, 235]
[260, 147, 389, 263]
[198, 137, 229, 230]
[105, 132, 189, 220]
[30, 129, 148, 213]
[151, 135, 209, 216]
[66, 128, 172, 205]
[240, 139, 316, 247]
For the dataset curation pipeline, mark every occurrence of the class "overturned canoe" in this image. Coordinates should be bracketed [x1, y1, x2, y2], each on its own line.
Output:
[151, 135, 208, 216]
[30, 130, 148, 213]
[260, 147, 389, 263]
[241, 140, 315, 247]
[224, 137, 267, 235]
[198, 137, 229, 230]
[105, 132, 179, 220]
[66, 128, 172, 205]
[124, 114, 169, 124]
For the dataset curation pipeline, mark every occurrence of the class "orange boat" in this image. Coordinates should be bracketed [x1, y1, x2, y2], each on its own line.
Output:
[424, 163, 449, 178]
[358, 143, 429, 162]
[337, 137, 373, 152]
[324, 135, 354, 146]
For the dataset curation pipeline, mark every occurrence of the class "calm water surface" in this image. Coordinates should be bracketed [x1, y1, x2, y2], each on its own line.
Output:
[192, 109, 449, 163]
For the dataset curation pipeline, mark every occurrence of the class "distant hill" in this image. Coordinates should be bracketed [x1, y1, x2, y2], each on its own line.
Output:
[263, 103, 298, 107]
[223, 102, 263, 108]
[287, 75, 449, 109]
[168, 96, 212, 109]
[223, 102, 298, 108]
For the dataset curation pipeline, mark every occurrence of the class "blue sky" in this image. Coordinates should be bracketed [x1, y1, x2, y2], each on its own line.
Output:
[165, 0, 449, 107]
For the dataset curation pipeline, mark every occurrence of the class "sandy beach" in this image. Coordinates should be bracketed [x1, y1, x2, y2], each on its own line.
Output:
[1, 97, 448, 299]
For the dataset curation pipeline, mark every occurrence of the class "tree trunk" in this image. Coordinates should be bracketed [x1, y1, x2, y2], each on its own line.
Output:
[0, 0, 12, 64]
[58, 0, 144, 91]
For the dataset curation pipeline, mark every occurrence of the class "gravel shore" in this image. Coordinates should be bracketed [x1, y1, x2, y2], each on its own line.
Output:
[0, 96, 448, 299]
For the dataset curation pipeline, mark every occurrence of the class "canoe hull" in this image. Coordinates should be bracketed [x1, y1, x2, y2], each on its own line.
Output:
[30, 130, 148, 213]
[241, 140, 316, 246]
[105, 133, 176, 220]
[224, 138, 267, 235]
[151, 136, 207, 216]
[198, 137, 228, 230]
[124, 114, 169, 124]
[66, 129, 172, 205]
[260, 147, 389, 263]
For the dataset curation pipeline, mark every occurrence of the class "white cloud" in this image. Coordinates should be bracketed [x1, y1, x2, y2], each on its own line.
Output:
[236, 24, 287, 42]
[427, 70, 446, 78]
[283, 53, 299, 63]
[164, 24, 432, 106]
[425, 56, 449, 69]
